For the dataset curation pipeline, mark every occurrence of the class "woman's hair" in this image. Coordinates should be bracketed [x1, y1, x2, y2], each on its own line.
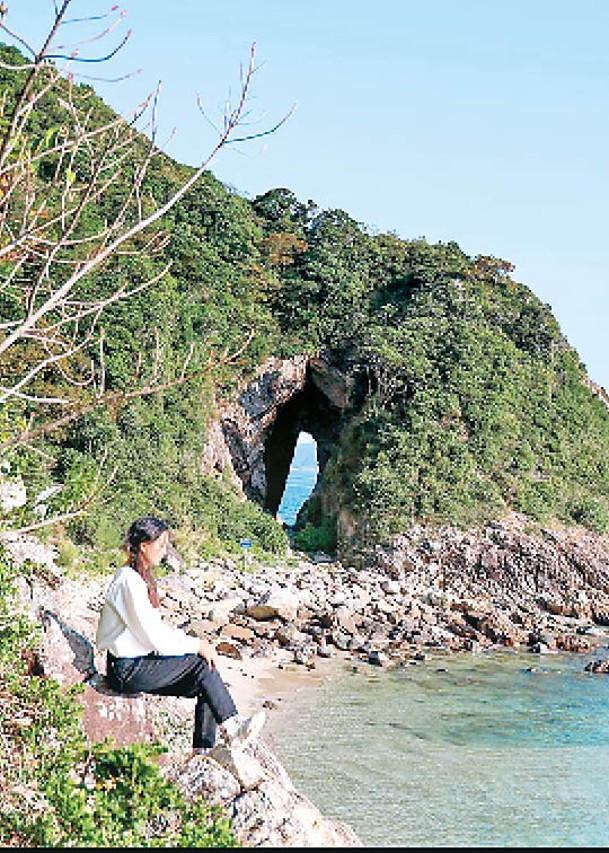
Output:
[124, 516, 168, 608]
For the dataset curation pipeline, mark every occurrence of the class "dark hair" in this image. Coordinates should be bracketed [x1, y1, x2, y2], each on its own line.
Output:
[125, 516, 169, 608]
[125, 516, 168, 554]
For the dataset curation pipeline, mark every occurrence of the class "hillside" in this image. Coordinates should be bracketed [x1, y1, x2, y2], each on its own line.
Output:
[1, 45, 609, 565]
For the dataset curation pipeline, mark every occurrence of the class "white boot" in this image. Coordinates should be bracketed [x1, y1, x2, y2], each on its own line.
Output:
[220, 710, 266, 749]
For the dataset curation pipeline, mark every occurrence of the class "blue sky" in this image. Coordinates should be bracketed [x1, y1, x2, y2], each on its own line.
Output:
[10, 2, 609, 391]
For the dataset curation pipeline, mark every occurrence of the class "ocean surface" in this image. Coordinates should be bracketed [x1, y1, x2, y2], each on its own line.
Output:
[268, 645, 609, 848]
[273, 436, 609, 847]
[277, 433, 319, 527]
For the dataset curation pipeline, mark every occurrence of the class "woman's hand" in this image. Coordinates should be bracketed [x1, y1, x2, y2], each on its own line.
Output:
[197, 639, 218, 669]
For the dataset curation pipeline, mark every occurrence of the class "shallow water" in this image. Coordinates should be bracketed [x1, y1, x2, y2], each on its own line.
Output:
[267, 648, 609, 847]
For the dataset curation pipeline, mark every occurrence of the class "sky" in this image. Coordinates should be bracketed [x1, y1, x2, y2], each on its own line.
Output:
[8, 1, 608, 391]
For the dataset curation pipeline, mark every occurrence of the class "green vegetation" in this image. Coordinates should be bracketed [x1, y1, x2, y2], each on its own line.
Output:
[2, 44, 609, 562]
[335, 246, 609, 542]
[250, 198, 609, 547]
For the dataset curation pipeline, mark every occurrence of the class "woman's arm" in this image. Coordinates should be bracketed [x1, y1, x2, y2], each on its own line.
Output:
[114, 570, 200, 656]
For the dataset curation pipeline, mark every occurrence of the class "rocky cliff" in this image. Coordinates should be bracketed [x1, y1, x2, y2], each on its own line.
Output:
[207, 352, 357, 520]
[203, 346, 609, 558]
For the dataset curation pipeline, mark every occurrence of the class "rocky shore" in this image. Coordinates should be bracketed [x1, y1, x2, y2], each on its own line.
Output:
[5, 510, 609, 847]
[157, 511, 609, 667]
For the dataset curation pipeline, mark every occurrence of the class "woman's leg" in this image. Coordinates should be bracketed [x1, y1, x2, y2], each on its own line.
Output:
[194, 698, 218, 749]
[106, 652, 237, 747]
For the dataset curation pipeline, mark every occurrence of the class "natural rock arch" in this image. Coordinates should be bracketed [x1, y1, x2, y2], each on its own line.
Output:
[217, 355, 355, 519]
[263, 378, 343, 517]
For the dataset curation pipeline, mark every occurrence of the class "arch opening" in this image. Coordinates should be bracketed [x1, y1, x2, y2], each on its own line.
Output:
[263, 378, 343, 518]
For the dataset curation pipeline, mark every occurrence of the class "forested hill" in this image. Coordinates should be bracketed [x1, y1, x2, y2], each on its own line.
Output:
[250, 192, 609, 547]
[2, 44, 609, 563]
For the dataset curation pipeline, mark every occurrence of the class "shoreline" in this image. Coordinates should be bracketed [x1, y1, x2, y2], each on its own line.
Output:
[219, 629, 609, 746]
[7, 514, 609, 755]
[218, 646, 354, 738]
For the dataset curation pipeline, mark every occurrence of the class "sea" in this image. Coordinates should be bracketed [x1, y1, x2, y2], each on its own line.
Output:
[277, 432, 319, 527]
[272, 434, 609, 848]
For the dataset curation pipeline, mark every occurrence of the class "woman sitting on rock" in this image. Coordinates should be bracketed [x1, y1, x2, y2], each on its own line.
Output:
[95, 515, 265, 753]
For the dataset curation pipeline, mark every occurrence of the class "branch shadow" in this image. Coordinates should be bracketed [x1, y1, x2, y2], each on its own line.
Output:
[40, 608, 144, 697]
[37, 609, 110, 695]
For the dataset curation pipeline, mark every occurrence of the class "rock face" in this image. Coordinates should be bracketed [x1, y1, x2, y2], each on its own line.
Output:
[167, 741, 361, 848]
[203, 355, 609, 559]
[209, 353, 356, 517]
[216, 354, 309, 509]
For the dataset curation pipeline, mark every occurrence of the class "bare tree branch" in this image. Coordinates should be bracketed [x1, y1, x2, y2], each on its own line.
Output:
[0, 0, 291, 533]
[1, 327, 257, 452]
[0, 30, 275, 362]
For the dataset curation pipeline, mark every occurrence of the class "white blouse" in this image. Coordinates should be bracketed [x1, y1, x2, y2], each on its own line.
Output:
[95, 564, 200, 658]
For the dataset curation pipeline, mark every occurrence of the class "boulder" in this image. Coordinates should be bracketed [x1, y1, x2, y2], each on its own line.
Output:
[167, 739, 363, 848]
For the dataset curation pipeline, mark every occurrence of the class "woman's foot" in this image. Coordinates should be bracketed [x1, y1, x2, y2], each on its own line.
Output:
[220, 710, 266, 749]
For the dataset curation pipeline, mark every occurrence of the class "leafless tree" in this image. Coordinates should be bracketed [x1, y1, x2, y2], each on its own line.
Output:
[0, 0, 291, 529]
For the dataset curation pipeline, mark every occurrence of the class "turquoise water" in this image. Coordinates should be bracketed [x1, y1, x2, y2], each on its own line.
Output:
[277, 434, 318, 527]
[272, 436, 609, 846]
[267, 648, 609, 847]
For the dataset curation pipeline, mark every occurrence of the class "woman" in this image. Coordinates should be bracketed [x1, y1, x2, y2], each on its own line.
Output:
[95, 515, 265, 752]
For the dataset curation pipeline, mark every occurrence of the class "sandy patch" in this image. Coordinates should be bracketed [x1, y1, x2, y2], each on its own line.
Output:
[217, 647, 354, 739]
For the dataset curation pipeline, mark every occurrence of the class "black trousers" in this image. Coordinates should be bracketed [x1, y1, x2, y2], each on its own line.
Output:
[106, 651, 238, 748]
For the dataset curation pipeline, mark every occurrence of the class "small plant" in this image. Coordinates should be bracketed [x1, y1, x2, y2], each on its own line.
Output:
[570, 497, 609, 535]
[293, 517, 337, 554]
[55, 535, 82, 574]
